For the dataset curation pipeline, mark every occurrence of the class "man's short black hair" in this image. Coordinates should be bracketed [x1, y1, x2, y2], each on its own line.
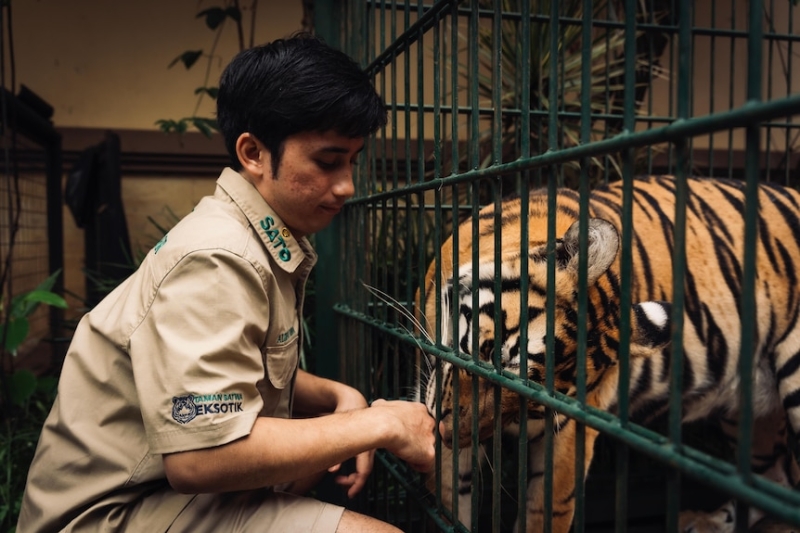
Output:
[217, 33, 387, 173]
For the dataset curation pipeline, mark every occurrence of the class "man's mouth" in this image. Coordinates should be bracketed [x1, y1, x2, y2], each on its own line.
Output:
[320, 204, 343, 215]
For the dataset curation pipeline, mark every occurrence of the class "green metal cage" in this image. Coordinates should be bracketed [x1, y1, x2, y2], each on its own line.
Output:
[312, 1, 800, 531]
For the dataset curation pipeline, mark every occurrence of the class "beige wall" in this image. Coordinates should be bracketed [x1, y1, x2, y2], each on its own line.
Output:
[13, 0, 304, 129]
[13, 0, 800, 321]
[7, 1, 304, 316]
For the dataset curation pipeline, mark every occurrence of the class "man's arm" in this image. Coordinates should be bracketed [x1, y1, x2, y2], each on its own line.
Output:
[291, 369, 366, 417]
[290, 369, 376, 497]
[162, 398, 434, 494]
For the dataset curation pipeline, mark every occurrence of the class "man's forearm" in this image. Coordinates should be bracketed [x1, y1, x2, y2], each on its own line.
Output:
[163, 407, 392, 493]
[292, 369, 360, 416]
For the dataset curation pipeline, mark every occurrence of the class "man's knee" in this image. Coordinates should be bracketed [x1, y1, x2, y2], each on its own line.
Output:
[336, 510, 402, 533]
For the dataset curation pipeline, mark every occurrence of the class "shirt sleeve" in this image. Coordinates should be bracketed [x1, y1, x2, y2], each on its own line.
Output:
[130, 249, 270, 454]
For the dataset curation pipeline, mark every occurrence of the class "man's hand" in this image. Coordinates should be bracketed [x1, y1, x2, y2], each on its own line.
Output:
[328, 449, 373, 499]
[370, 399, 436, 473]
[330, 397, 435, 497]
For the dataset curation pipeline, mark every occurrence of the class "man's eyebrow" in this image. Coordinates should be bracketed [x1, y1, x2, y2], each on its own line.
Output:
[318, 143, 365, 155]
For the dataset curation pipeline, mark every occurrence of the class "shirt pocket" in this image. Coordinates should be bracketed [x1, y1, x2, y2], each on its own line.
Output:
[265, 335, 299, 390]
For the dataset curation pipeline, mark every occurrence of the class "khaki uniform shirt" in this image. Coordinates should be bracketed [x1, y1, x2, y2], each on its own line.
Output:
[18, 168, 317, 533]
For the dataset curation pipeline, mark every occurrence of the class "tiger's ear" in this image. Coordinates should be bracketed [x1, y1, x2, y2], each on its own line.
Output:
[559, 218, 620, 285]
[630, 301, 672, 357]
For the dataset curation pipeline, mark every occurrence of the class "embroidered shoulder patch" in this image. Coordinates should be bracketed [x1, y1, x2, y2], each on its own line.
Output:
[154, 234, 168, 254]
[172, 392, 245, 424]
[172, 395, 197, 424]
[259, 216, 291, 262]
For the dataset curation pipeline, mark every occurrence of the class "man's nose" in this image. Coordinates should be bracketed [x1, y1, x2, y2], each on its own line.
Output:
[333, 170, 355, 199]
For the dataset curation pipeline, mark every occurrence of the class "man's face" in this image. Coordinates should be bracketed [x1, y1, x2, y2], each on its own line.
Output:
[256, 130, 364, 239]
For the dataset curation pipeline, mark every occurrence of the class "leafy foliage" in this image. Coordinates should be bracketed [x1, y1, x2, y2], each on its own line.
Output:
[0, 373, 57, 532]
[167, 50, 203, 70]
[155, 116, 219, 137]
[158, 1, 259, 137]
[447, 0, 666, 188]
[1, 270, 67, 356]
[0, 270, 66, 532]
[198, 6, 241, 29]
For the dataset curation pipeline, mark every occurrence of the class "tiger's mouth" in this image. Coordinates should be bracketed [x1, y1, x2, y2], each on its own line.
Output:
[437, 410, 496, 449]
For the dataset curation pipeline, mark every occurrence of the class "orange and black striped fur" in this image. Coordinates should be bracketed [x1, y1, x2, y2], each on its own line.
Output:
[420, 176, 800, 532]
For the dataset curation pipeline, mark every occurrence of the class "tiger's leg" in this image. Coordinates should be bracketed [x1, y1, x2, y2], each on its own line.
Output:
[748, 410, 800, 491]
[678, 500, 735, 533]
[428, 444, 482, 529]
[715, 409, 800, 526]
[523, 417, 600, 533]
[775, 331, 800, 442]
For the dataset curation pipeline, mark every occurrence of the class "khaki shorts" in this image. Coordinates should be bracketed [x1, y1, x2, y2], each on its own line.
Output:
[62, 487, 344, 533]
[166, 489, 344, 532]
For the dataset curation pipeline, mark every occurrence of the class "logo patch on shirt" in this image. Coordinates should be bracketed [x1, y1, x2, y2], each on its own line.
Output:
[172, 395, 197, 424]
[277, 326, 296, 345]
[171, 392, 245, 424]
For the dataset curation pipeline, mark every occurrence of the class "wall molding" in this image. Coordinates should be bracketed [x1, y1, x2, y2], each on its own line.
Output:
[58, 127, 230, 177]
[55, 126, 800, 181]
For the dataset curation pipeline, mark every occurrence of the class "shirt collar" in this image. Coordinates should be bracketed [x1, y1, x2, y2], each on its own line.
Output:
[216, 167, 317, 273]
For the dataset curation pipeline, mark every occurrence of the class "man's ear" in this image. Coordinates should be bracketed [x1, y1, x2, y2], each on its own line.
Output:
[235, 133, 270, 179]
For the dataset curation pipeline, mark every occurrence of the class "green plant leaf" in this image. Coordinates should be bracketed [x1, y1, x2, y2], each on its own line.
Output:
[1, 317, 29, 353]
[9, 270, 64, 318]
[224, 6, 241, 22]
[33, 269, 60, 293]
[10, 290, 67, 320]
[197, 7, 227, 29]
[190, 117, 219, 138]
[194, 87, 219, 99]
[168, 50, 203, 70]
[155, 119, 189, 134]
[9, 369, 37, 406]
[35, 375, 58, 394]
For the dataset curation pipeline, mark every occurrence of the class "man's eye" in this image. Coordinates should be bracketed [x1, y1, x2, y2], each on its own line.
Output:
[316, 160, 338, 170]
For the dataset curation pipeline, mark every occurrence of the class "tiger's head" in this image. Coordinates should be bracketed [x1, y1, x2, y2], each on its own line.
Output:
[422, 217, 671, 448]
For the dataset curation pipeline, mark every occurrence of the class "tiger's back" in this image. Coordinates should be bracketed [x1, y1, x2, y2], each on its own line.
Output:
[422, 176, 800, 532]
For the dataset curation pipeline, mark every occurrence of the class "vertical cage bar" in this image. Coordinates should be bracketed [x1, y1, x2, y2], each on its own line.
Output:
[468, 1, 482, 529]
[708, 0, 717, 177]
[614, 0, 638, 530]
[517, 2, 532, 531]
[543, 2, 561, 532]
[785, 1, 794, 186]
[489, 5, 504, 533]
[665, 0, 692, 530]
[491, 1, 502, 165]
[726, 0, 736, 177]
[572, 1, 594, 531]
[450, 0, 460, 174]
[737, 1, 764, 530]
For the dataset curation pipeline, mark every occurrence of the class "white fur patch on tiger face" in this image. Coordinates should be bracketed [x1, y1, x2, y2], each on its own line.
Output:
[639, 301, 669, 329]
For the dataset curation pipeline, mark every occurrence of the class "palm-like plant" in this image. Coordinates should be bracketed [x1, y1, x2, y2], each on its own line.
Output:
[456, 0, 666, 185]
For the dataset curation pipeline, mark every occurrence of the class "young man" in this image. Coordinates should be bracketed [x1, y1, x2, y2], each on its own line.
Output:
[18, 34, 435, 533]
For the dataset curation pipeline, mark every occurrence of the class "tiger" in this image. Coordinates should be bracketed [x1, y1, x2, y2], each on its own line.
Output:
[679, 500, 735, 533]
[418, 175, 800, 533]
